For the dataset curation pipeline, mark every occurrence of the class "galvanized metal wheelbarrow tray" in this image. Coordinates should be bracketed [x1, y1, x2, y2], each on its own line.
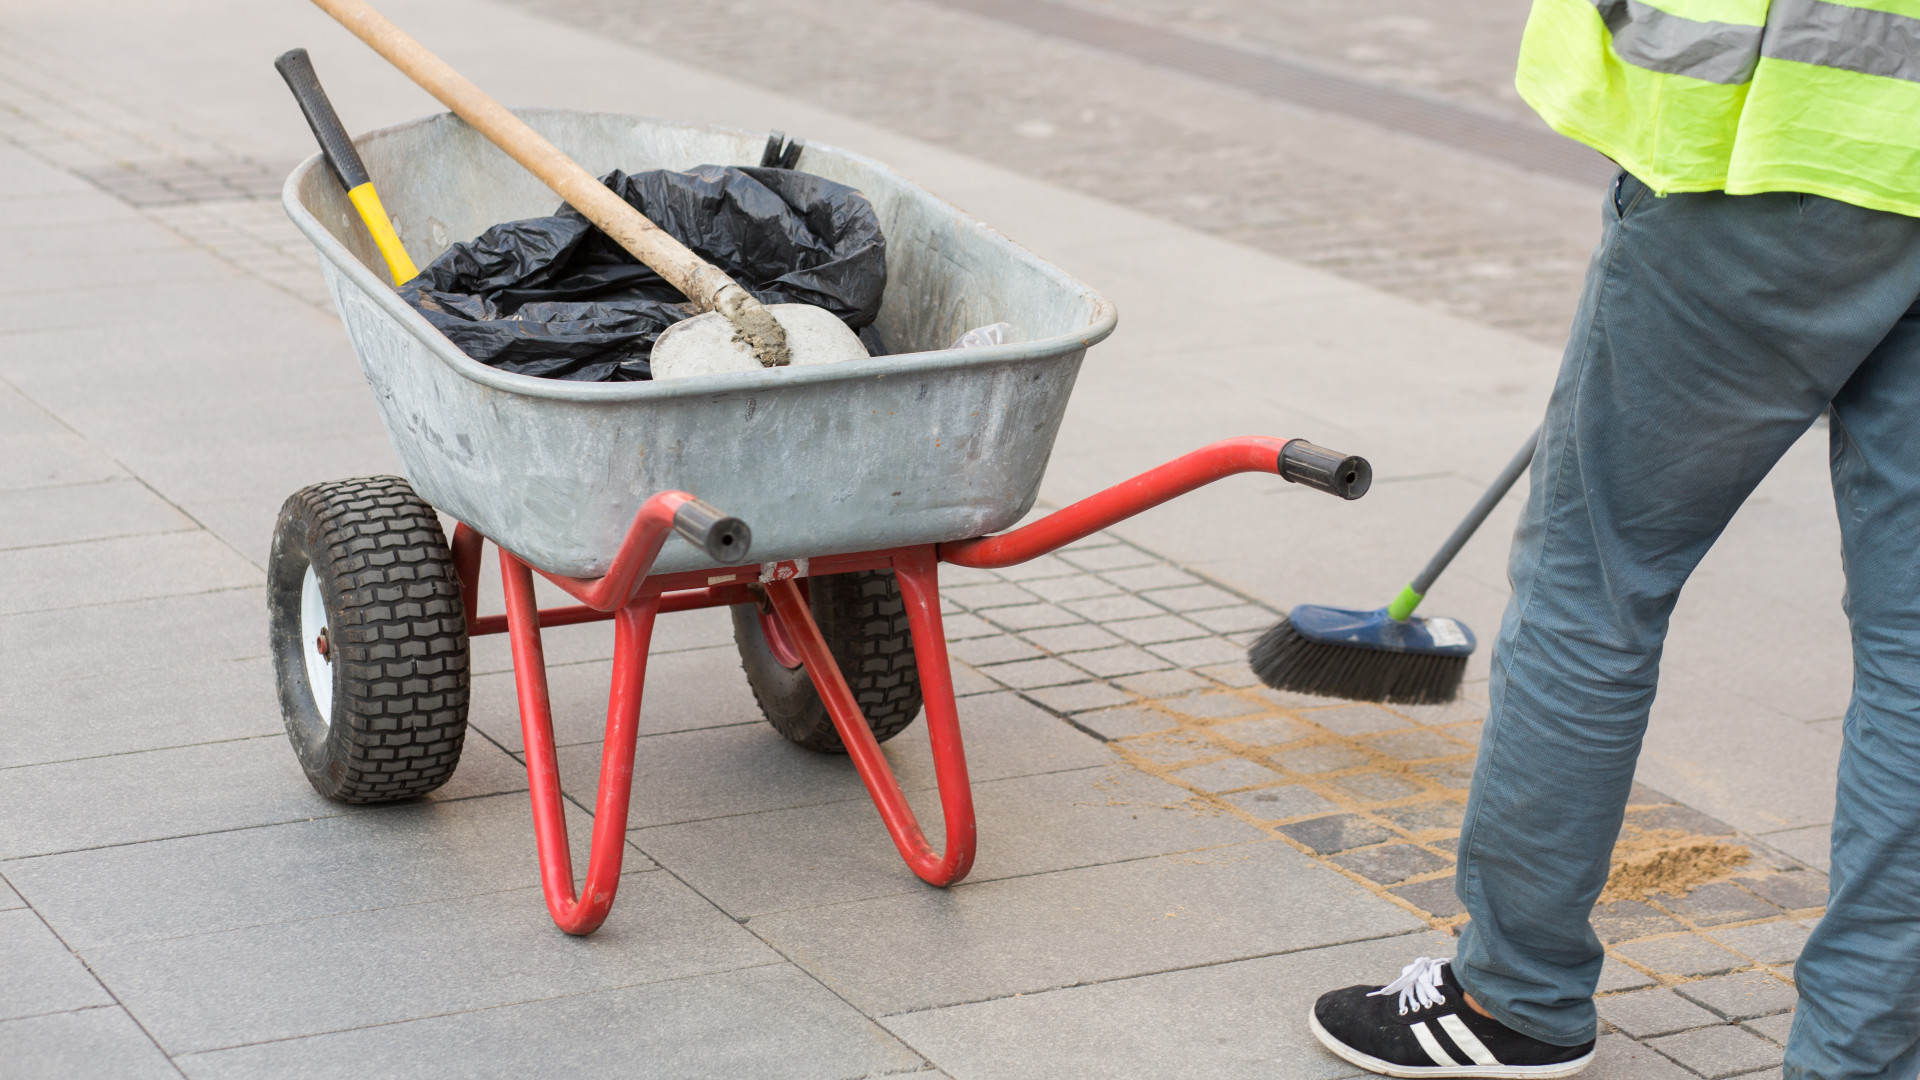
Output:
[282, 108, 1369, 934]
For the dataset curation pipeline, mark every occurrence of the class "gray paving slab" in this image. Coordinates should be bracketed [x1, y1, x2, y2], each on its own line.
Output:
[1157, 691, 1265, 721]
[1594, 987, 1723, 1039]
[1023, 574, 1122, 604]
[9, 792, 623, 950]
[1024, 681, 1134, 714]
[1706, 919, 1811, 967]
[85, 872, 775, 1055]
[1119, 669, 1214, 696]
[1613, 935, 1748, 978]
[1649, 1023, 1783, 1078]
[0, 245, 231, 294]
[0, 732, 525, 860]
[1061, 643, 1173, 677]
[749, 840, 1424, 1014]
[1754, 824, 1832, 872]
[1739, 870, 1829, 910]
[0, 478, 192, 551]
[633, 764, 1264, 918]
[1744, 1010, 1795, 1045]
[1677, 971, 1799, 1022]
[884, 930, 1451, 1079]
[1222, 785, 1340, 822]
[1071, 706, 1178, 740]
[0, 873, 22, 910]
[1149, 635, 1249, 668]
[557, 691, 1113, 829]
[174, 963, 922, 1080]
[1166, 757, 1284, 793]
[0, 530, 258, 616]
[0, 1007, 178, 1080]
[1583, 1033, 1697, 1080]
[468, 644, 762, 752]
[1304, 704, 1413, 737]
[1596, 956, 1658, 993]
[0, 907, 112, 1020]
[0, 421, 127, 494]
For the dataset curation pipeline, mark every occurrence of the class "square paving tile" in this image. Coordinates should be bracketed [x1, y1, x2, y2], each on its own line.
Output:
[1302, 704, 1409, 736]
[1064, 644, 1173, 677]
[1106, 614, 1209, 645]
[1149, 636, 1249, 668]
[1677, 971, 1798, 1021]
[1594, 987, 1722, 1038]
[1062, 595, 1164, 622]
[1374, 801, 1466, 835]
[1271, 744, 1370, 775]
[996, 554, 1078, 582]
[1706, 919, 1810, 966]
[976, 657, 1090, 689]
[1362, 730, 1469, 761]
[1159, 692, 1264, 721]
[1222, 785, 1339, 822]
[1117, 670, 1212, 696]
[939, 612, 999, 640]
[1025, 682, 1133, 714]
[1277, 814, 1397, 855]
[749, 841, 1424, 1015]
[175, 964, 924, 1080]
[1328, 773, 1427, 805]
[1072, 706, 1177, 740]
[1167, 757, 1283, 793]
[1613, 935, 1748, 978]
[1138, 584, 1242, 612]
[1023, 575, 1122, 604]
[943, 583, 1040, 610]
[1591, 901, 1687, 944]
[1649, 1024, 1783, 1078]
[1653, 882, 1782, 926]
[1390, 877, 1464, 917]
[1413, 760, 1477, 789]
[1101, 565, 1201, 592]
[1057, 545, 1156, 572]
[1210, 715, 1312, 747]
[1117, 730, 1220, 767]
[1738, 871, 1829, 911]
[1020, 623, 1123, 654]
[950, 635, 1046, 667]
[1331, 843, 1451, 886]
[1584, 1033, 1695, 1079]
[85, 873, 773, 1055]
[1, 1008, 176, 1080]
[1188, 605, 1280, 634]
[985, 603, 1086, 631]
[1596, 956, 1658, 993]
[1743, 1010, 1794, 1045]
[1629, 804, 1737, 836]
[1197, 660, 1264, 687]
[882, 932, 1455, 1080]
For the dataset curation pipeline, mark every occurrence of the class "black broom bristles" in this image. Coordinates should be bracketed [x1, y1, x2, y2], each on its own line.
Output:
[1247, 617, 1467, 706]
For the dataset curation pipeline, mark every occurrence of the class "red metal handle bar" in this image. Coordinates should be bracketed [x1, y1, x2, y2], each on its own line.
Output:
[765, 551, 976, 885]
[941, 436, 1294, 569]
[502, 548, 659, 935]
[467, 582, 759, 637]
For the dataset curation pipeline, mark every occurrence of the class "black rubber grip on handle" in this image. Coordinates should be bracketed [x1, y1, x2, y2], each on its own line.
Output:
[673, 499, 753, 563]
[1279, 439, 1372, 500]
[274, 48, 370, 192]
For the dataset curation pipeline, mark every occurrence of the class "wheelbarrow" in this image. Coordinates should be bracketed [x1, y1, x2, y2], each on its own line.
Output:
[270, 109, 1371, 935]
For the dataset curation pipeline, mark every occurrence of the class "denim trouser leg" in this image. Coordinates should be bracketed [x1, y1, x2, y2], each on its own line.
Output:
[1447, 173, 1920, 1079]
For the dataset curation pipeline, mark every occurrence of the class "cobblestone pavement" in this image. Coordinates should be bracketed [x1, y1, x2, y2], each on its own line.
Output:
[510, 0, 1600, 344]
[934, 531, 1812, 1077]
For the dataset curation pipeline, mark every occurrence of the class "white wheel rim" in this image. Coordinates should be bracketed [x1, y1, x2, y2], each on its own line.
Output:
[300, 565, 334, 723]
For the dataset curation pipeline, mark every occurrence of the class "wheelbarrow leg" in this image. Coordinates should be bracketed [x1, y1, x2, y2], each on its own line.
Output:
[764, 545, 977, 885]
[501, 549, 657, 934]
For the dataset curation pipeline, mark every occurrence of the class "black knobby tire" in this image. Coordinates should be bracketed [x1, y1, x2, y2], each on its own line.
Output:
[732, 570, 923, 753]
[267, 476, 470, 803]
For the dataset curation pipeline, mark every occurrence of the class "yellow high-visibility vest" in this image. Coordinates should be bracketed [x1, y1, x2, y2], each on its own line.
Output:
[1519, 0, 1920, 216]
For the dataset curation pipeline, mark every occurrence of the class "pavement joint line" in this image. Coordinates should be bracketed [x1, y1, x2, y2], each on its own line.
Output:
[10, 897, 181, 1074]
[160, 957, 795, 1060]
[0, 525, 203, 555]
[0, 582, 261, 620]
[868, 923, 1435, 1020]
[0, 731, 285, 775]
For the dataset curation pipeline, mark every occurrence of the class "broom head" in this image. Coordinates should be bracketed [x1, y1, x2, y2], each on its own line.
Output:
[1247, 604, 1475, 705]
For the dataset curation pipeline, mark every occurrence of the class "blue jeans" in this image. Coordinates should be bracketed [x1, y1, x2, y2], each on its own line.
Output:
[1451, 172, 1920, 1080]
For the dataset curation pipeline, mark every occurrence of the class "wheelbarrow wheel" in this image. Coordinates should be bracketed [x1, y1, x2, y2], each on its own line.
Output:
[267, 476, 470, 803]
[732, 570, 922, 753]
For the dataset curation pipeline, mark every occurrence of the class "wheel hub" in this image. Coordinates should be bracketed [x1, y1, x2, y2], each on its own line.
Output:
[300, 565, 334, 723]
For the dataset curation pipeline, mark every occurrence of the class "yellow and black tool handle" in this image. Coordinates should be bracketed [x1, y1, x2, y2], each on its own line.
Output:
[274, 47, 417, 284]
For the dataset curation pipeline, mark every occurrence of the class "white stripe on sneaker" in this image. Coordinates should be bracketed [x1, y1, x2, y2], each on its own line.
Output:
[1411, 1021, 1461, 1067]
[1438, 1012, 1502, 1067]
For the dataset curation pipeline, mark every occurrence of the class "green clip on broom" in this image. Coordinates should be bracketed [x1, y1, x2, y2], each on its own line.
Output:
[1248, 427, 1540, 705]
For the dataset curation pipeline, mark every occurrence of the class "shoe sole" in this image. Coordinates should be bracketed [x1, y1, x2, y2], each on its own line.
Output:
[1308, 1008, 1595, 1079]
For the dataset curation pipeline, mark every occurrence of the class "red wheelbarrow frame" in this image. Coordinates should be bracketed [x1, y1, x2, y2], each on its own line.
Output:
[450, 436, 1365, 934]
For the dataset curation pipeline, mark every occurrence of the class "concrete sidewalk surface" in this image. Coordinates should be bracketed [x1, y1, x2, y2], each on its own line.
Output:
[0, 0, 1837, 1076]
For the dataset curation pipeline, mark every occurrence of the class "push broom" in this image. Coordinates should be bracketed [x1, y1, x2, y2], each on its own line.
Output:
[1248, 427, 1539, 705]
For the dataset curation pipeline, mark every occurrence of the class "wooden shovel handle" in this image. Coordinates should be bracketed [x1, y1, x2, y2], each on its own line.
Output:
[308, 0, 790, 365]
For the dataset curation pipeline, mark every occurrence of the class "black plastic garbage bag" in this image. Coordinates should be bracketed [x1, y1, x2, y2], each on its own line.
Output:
[400, 165, 887, 381]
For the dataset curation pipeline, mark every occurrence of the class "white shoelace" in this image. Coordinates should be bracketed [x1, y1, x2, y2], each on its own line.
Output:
[1367, 956, 1451, 1015]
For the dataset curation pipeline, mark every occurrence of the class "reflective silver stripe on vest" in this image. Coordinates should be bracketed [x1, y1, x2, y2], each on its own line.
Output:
[1592, 0, 1764, 84]
[1764, 0, 1920, 83]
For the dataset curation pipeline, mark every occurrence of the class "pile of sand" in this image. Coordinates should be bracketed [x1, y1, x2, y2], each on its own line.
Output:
[1600, 826, 1750, 903]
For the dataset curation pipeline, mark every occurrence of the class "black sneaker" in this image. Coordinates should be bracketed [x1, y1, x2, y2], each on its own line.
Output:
[1309, 957, 1595, 1078]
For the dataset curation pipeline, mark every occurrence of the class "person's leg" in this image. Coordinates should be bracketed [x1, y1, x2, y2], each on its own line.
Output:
[1784, 304, 1920, 1080]
[1451, 181, 1920, 1045]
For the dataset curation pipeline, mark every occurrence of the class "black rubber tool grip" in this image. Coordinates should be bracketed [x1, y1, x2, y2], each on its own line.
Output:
[275, 48, 371, 191]
[674, 499, 753, 563]
[1280, 440, 1372, 500]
